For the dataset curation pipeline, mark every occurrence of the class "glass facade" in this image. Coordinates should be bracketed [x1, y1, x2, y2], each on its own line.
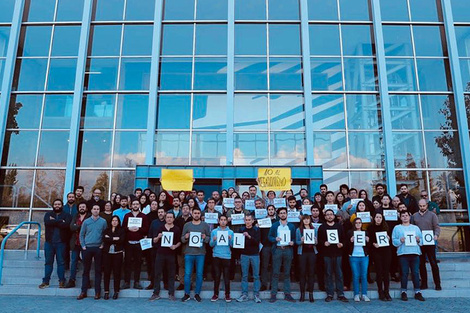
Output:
[0, 0, 469, 251]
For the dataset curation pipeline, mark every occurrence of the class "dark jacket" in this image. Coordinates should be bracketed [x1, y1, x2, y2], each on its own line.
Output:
[70, 213, 90, 249]
[122, 211, 149, 242]
[397, 193, 419, 215]
[346, 229, 371, 256]
[44, 210, 72, 243]
[103, 226, 126, 253]
[86, 198, 107, 212]
[317, 222, 345, 257]
[268, 220, 296, 252]
[239, 226, 261, 256]
[367, 223, 392, 254]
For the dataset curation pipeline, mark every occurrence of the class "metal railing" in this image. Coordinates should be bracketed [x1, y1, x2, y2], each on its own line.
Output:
[0, 221, 41, 285]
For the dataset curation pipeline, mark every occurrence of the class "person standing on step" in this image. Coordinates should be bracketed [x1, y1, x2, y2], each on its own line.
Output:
[296, 214, 317, 303]
[66, 201, 89, 288]
[347, 218, 371, 302]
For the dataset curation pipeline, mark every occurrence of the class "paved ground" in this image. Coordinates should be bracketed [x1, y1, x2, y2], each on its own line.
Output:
[0, 295, 468, 313]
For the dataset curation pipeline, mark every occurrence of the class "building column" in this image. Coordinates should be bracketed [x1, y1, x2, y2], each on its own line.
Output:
[226, 0, 235, 165]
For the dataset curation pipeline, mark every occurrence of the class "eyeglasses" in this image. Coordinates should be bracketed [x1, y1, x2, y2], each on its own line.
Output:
[421, 194, 428, 198]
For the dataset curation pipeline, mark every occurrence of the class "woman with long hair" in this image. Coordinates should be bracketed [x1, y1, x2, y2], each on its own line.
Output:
[348, 217, 370, 302]
[335, 192, 346, 208]
[103, 215, 126, 300]
[358, 189, 374, 212]
[349, 201, 371, 230]
[178, 191, 187, 204]
[187, 197, 200, 212]
[140, 194, 151, 214]
[112, 194, 121, 211]
[296, 214, 316, 302]
[157, 191, 170, 212]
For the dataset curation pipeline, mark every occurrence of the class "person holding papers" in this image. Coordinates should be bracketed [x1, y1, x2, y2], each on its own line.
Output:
[392, 210, 425, 301]
[122, 199, 149, 290]
[268, 207, 296, 303]
[202, 198, 222, 281]
[413, 199, 441, 291]
[317, 209, 348, 303]
[227, 196, 250, 279]
[342, 188, 359, 215]
[259, 205, 277, 292]
[347, 218, 371, 302]
[349, 201, 370, 230]
[295, 214, 317, 302]
[180, 207, 211, 302]
[149, 212, 181, 302]
[367, 212, 392, 301]
[209, 215, 234, 302]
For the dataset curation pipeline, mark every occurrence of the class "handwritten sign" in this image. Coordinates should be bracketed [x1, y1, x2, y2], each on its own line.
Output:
[327, 229, 339, 244]
[128, 217, 142, 228]
[204, 212, 218, 224]
[161, 232, 173, 247]
[324, 204, 338, 214]
[230, 213, 245, 225]
[301, 205, 312, 215]
[140, 238, 152, 250]
[376, 231, 389, 247]
[245, 200, 255, 211]
[273, 198, 286, 208]
[233, 233, 245, 249]
[257, 168, 291, 191]
[404, 231, 417, 246]
[287, 211, 300, 223]
[353, 231, 366, 246]
[161, 169, 193, 191]
[356, 212, 371, 223]
[257, 218, 272, 228]
[303, 229, 315, 244]
[223, 198, 234, 209]
[383, 210, 398, 221]
[217, 231, 229, 246]
[189, 232, 202, 247]
[422, 230, 435, 246]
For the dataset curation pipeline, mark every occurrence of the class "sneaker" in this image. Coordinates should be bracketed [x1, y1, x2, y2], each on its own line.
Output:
[414, 292, 425, 301]
[285, 294, 296, 303]
[401, 292, 408, 301]
[169, 295, 176, 301]
[194, 294, 202, 302]
[38, 282, 49, 289]
[237, 294, 249, 302]
[211, 295, 219, 302]
[65, 279, 76, 288]
[385, 291, 392, 301]
[362, 295, 371, 302]
[354, 295, 360, 302]
[225, 294, 232, 303]
[269, 294, 277, 303]
[325, 295, 333, 302]
[59, 281, 66, 288]
[182, 294, 191, 302]
[338, 295, 349, 303]
[254, 295, 262, 303]
[149, 293, 161, 301]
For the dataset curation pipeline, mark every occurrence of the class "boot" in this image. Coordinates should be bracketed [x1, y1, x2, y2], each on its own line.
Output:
[309, 293, 314, 303]
[379, 291, 386, 301]
[299, 292, 305, 302]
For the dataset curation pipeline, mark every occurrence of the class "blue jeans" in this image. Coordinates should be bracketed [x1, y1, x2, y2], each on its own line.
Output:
[69, 245, 83, 280]
[324, 256, 344, 297]
[241, 254, 260, 296]
[43, 241, 66, 283]
[184, 254, 205, 295]
[271, 247, 293, 295]
[399, 254, 420, 292]
[81, 247, 102, 293]
[349, 256, 369, 296]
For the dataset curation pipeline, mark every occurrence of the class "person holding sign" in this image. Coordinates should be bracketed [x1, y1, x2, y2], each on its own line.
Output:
[237, 215, 262, 303]
[317, 209, 349, 303]
[367, 212, 392, 301]
[209, 215, 234, 302]
[413, 199, 441, 291]
[295, 215, 317, 302]
[347, 218, 371, 302]
[227, 197, 250, 233]
[349, 201, 371, 230]
[342, 188, 359, 215]
[149, 212, 181, 301]
[180, 207, 211, 302]
[259, 205, 278, 292]
[392, 210, 425, 301]
[267, 207, 296, 303]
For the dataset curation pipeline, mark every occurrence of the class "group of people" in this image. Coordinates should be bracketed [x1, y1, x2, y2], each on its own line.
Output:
[38, 182, 442, 304]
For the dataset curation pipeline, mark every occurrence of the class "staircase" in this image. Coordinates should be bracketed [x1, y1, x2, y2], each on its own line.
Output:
[0, 250, 469, 299]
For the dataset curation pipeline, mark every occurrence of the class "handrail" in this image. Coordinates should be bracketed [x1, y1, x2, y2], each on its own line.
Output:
[0, 221, 41, 285]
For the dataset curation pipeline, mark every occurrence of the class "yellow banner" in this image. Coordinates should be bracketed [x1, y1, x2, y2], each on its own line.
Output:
[257, 168, 291, 191]
[161, 169, 194, 191]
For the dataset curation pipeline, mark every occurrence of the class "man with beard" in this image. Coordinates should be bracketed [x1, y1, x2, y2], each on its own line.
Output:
[114, 197, 130, 223]
[74, 186, 85, 205]
[64, 192, 77, 217]
[86, 188, 106, 212]
[397, 184, 418, 215]
[147, 207, 166, 290]
[260, 204, 277, 291]
[175, 203, 192, 290]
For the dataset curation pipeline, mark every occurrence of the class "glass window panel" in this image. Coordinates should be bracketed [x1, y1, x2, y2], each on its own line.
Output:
[0, 27, 11, 57]
[389, 95, 421, 130]
[113, 131, 146, 167]
[194, 58, 227, 90]
[47, 58, 77, 91]
[90, 25, 122, 56]
[191, 132, 226, 165]
[161, 24, 193, 55]
[451, 0, 470, 22]
[125, 0, 155, 20]
[51, 26, 81, 56]
[309, 24, 340, 56]
[343, 57, 377, 91]
[323, 171, 349, 191]
[385, 58, 417, 91]
[349, 132, 384, 168]
[421, 95, 457, 130]
[310, 58, 343, 91]
[339, 0, 370, 21]
[380, 0, 409, 21]
[382, 25, 413, 56]
[33, 170, 65, 208]
[163, 0, 194, 20]
[155, 132, 190, 165]
[1, 130, 38, 166]
[197, 0, 227, 20]
[76, 170, 110, 200]
[417, 58, 450, 91]
[429, 171, 466, 211]
[346, 94, 381, 129]
[0, 169, 33, 208]
[312, 94, 345, 130]
[94, 0, 124, 21]
[413, 26, 445, 57]
[157, 94, 191, 129]
[270, 94, 305, 130]
[196, 24, 227, 55]
[19, 26, 52, 57]
[268, 0, 300, 20]
[234, 58, 268, 90]
[409, 0, 440, 22]
[14, 58, 48, 91]
[341, 25, 373, 56]
[271, 132, 306, 165]
[235, 24, 266, 55]
[82, 94, 115, 129]
[395, 170, 427, 203]
[26, 0, 55, 22]
[193, 94, 227, 129]
[313, 132, 347, 168]
[7, 95, 42, 129]
[455, 27, 470, 57]
[460, 59, 470, 91]
[235, 0, 266, 20]
[308, 0, 338, 20]
[56, 0, 84, 21]
[116, 94, 148, 129]
[269, 24, 300, 55]
[425, 131, 462, 168]
[37, 131, 69, 166]
[234, 133, 268, 165]
[0, 0, 15, 22]
[122, 25, 153, 56]
[111, 170, 135, 197]
[85, 58, 119, 90]
[392, 132, 425, 168]
[119, 58, 151, 90]
[159, 57, 192, 90]
[269, 57, 302, 90]
[350, 171, 386, 196]
[78, 131, 112, 167]
[234, 94, 268, 130]
[42, 94, 73, 129]
[0, 59, 4, 80]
